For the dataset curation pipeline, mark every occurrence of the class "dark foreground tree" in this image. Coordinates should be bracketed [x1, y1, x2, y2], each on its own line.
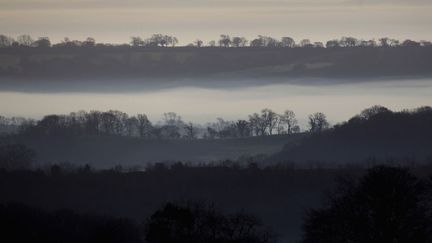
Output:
[302, 166, 431, 243]
[145, 202, 274, 243]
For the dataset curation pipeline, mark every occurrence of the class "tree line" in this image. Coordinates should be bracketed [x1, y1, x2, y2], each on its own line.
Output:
[4, 105, 421, 140]
[0, 109, 331, 139]
[1, 34, 431, 49]
[0, 200, 273, 243]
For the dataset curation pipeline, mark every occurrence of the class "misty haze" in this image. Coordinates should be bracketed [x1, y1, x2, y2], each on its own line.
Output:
[1, 78, 431, 125]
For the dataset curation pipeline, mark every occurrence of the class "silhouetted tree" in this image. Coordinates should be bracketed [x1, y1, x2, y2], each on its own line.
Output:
[184, 122, 197, 139]
[206, 127, 218, 139]
[402, 39, 421, 47]
[339, 37, 358, 47]
[55, 37, 83, 47]
[302, 166, 431, 243]
[308, 112, 329, 133]
[281, 37, 295, 47]
[219, 34, 231, 47]
[251, 36, 280, 48]
[231, 37, 248, 47]
[125, 116, 139, 136]
[249, 113, 266, 136]
[34, 37, 51, 48]
[17, 34, 34, 46]
[359, 105, 391, 120]
[137, 114, 153, 138]
[314, 42, 324, 48]
[208, 40, 216, 47]
[379, 37, 391, 47]
[326, 39, 340, 48]
[261, 108, 278, 135]
[420, 40, 432, 46]
[300, 39, 312, 47]
[359, 39, 377, 47]
[130, 36, 144, 47]
[0, 34, 14, 47]
[82, 37, 96, 47]
[194, 39, 203, 47]
[147, 34, 178, 47]
[279, 110, 298, 134]
[235, 120, 251, 137]
[250, 38, 264, 47]
[145, 201, 274, 243]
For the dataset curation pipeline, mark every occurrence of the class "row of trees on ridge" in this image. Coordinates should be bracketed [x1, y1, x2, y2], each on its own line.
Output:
[1, 34, 431, 48]
[0, 109, 331, 139]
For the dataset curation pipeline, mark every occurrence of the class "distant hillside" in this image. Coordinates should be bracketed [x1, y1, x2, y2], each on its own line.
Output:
[1, 46, 432, 83]
[0, 134, 302, 168]
[272, 106, 432, 164]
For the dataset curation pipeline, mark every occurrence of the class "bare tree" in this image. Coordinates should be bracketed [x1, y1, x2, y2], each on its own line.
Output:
[308, 112, 330, 133]
[161, 112, 184, 138]
[130, 36, 144, 47]
[359, 39, 377, 47]
[219, 34, 231, 47]
[184, 122, 197, 139]
[250, 38, 264, 47]
[231, 37, 248, 47]
[280, 110, 298, 134]
[255, 35, 280, 47]
[33, 37, 51, 48]
[82, 37, 96, 47]
[359, 105, 391, 120]
[300, 39, 312, 47]
[281, 37, 295, 47]
[208, 40, 216, 47]
[314, 42, 324, 48]
[137, 114, 153, 138]
[17, 34, 34, 46]
[168, 36, 178, 47]
[261, 108, 279, 135]
[147, 34, 178, 47]
[235, 120, 250, 137]
[249, 113, 266, 136]
[326, 39, 340, 48]
[340, 37, 358, 47]
[0, 35, 14, 47]
[420, 40, 432, 46]
[125, 116, 139, 136]
[194, 39, 203, 47]
[379, 37, 391, 47]
[402, 39, 420, 47]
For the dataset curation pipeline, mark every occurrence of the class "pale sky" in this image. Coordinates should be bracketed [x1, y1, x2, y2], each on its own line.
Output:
[0, 0, 431, 45]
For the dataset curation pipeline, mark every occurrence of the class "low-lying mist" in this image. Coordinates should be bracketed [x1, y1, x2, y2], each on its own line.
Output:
[0, 78, 431, 125]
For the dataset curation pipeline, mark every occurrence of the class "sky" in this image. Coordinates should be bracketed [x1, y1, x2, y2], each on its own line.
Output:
[0, 0, 431, 45]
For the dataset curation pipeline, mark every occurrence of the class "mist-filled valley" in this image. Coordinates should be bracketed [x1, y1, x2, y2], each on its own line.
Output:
[1, 34, 432, 243]
[1, 78, 431, 125]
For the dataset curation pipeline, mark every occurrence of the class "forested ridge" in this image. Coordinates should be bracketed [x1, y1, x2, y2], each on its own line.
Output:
[273, 106, 432, 164]
[1, 34, 432, 80]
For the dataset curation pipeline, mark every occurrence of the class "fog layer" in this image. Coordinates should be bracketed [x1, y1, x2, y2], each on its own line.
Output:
[1, 78, 431, 126]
